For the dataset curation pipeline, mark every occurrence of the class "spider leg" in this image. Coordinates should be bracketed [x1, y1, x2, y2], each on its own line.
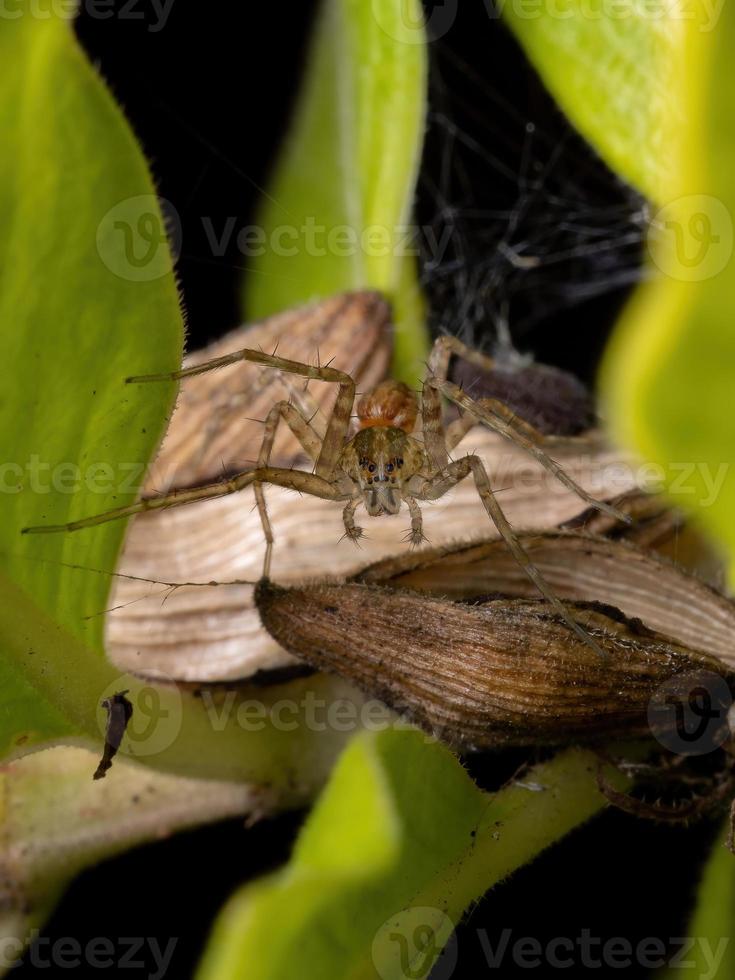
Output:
[22, 466, 346, 535]
[342, 497, 364, 543]
[429, 377, 629, 524]
[405, 496, 426, 547]
[444, 399, 547, 454]
[127, 348, 355, 481]
[253, 401, 324, 576]
[413, 454, 608, 658]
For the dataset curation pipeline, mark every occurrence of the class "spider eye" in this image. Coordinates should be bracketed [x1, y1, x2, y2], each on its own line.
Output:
[386, 462, 394, 473]
[397, 458, 404, 468]
[368, 463, 376, 473]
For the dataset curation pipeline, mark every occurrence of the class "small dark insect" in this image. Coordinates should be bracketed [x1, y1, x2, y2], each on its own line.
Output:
[93, 690, 133, 781]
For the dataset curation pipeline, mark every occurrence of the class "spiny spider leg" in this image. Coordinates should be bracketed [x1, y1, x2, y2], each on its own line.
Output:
[253, 401, 323, 576]
[22, 467, 346, 534]
[429, 377, 628, 525]
[127, 349, 354, 480]
[444, 401, 543, 454]
[413, 455, 607, 658]
[342, 497, 363, 543]
[405, 496, 426, 546]
[426, 335, 628, 522]
[429, 336, 560, 443]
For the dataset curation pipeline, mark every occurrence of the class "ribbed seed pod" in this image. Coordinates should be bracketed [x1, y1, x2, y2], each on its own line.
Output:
[255, 579, 735, 750]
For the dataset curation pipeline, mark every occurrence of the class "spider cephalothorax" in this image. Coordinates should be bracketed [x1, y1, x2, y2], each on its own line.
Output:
[338, 382, 428, 518]
[22, 298, 627, 657]
[339, 426, 427, 517]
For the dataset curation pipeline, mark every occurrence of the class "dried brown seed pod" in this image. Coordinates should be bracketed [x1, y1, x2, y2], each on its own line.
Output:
[255, 579, 735, 750]
[353, 531, 735, 666]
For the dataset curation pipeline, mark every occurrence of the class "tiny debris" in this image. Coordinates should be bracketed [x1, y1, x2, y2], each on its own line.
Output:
[93, 690, 133, 781]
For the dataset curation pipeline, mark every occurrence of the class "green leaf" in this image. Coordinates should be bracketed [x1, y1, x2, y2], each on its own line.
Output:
[601, 3, 735, 582]
[195, 730, 629, 980]
[500, 0, 692, 201]
[0, 4, 369, 793]
[0, 746, 265, 974]
[657, 824, 734, 980]
[243, 0, 429, 382]
[0, 4, 178, 751]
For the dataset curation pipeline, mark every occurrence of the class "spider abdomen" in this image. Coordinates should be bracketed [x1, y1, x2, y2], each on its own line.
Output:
[356, 380, 418, 433]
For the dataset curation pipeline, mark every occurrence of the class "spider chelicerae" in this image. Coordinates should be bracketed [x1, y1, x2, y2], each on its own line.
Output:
[23, 303, 627, 655]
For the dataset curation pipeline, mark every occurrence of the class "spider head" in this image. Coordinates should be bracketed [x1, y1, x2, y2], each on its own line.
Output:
[341, 427, 425, 517]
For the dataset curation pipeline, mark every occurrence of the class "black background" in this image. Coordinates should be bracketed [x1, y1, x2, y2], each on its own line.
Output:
[17, 2, 721, 977]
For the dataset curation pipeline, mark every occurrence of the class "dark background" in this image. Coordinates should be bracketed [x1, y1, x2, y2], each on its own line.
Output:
[18, 2, 719, 977]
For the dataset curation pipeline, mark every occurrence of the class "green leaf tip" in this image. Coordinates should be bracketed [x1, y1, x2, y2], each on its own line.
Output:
[243, 0, 430, 383]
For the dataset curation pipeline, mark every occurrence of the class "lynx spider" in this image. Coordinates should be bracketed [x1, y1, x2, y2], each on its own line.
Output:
[23, 323, 626, 655]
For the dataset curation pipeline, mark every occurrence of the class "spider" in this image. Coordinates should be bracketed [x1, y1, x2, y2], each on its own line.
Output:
[22, 327, 626, 655]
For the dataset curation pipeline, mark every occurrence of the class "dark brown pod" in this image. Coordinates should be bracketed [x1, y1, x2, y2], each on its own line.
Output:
[255, 579, 735, 750]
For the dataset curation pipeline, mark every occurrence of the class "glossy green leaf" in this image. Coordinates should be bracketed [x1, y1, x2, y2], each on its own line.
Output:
[500, 0, 693, 201]
[196, 731, 629, 980]
[243, 0, 429, 382]
[0, 5, 368, 794]
[601, 2, 735, 582]
[658, 825, 734, 980]
[0, 4, 179, 754]
[0, 746, 265, 976]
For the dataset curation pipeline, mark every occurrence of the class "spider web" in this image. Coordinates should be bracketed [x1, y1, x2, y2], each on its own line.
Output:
[415, 37, 650, 381]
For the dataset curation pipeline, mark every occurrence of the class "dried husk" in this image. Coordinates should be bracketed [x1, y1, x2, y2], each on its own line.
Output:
[105, 293, 640, 681]
[255, 579, 735, 750]
[354, 531, 735, 666]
